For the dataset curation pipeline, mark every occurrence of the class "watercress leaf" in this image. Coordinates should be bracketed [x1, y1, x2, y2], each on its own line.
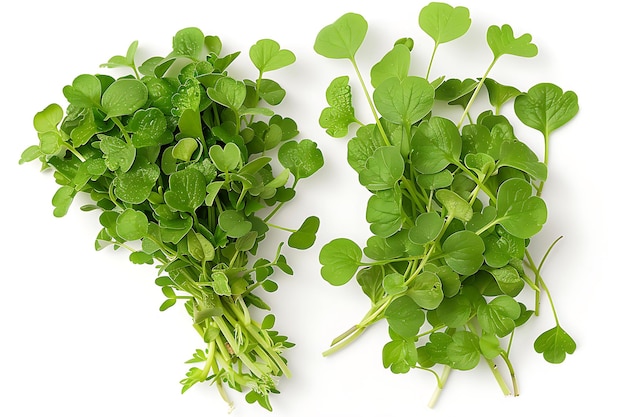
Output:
[417, 332, 453, 367]
[496, 178, 547, 238]
[416, 170, 454, 190]
[319, 76, 358, 138]
[370, 44, 411, 88]
[98, 134, 136, 173]
[127, 107, 171, 148]
[487, 265, 524, 297]
[534, 325, 576, 363]
[382, 339, 418, 373]
[406, 271, 443, 310]
[171, 27, 205, 60]
[218, 210, 252, 238]
[442, 230, 485, 275]
[211, 271, 232, 296]
[487, 24, 538, 60]
[411, 116, 462, 174]
[385, 295, 425, 339]
[116, 208, 149, 241]
[62, 74, 102, 108]
[249, 39, 296, 74]
[314, 13, 368, 60]
[447, 331, 480, 370]
[356, 266, 384, 303]
[373, 76, 434, 126]
[366, 186, 403, 238]
[479, 333, 503, 360]
[172, 79, 201, 117]
[409, 212, 444, 244]
[436, 189, 473, 222]
[101, 79, 148, 118]
[52, 185, 75, 217]
[33, 103, 64, 134]
[258, 79, 286, 105]
[172, 138, 199, 162]
[164, 168, 207, 213]
[436, 294, 472, 328]
[358, 146, 404, 191]
[209, 142, 241, 172]
[277, 139, 324, 180]
[419, 2, 471, 45]
[207, 76, 247, 111]
[514, 82, 579, 137]
[319, 238, 362, 286]
[498, 140, 547, 181]
[383, 272, 407, 296]
[288, 216, 320, 250]
[435, 78, 478, 104]
[484, 78, 521, 112]
[477, 295, 521, 337]
[347, 124, 387, 172]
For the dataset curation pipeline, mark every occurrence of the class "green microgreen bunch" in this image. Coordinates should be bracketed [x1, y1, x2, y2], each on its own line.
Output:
[314, 2, 578, 406]
[20, 28, 324, 411]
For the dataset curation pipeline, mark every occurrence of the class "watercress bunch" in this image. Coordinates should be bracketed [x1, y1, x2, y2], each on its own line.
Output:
[315, 2, 578, 406]
[20, 27, 323, 411]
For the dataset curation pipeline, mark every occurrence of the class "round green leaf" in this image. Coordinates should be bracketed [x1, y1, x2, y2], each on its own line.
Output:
[101, 79, 148, 118]
[411, 116, 462, 174]
[314, 13, 368, 60]
[442, 230, 485, 275]
[373, 76, 434, 126]
[406, 271, 443, 310]
[278, 139, 324, 180]
[116, 208, 149, 241]
[319, 238, 362, 286]
[384, 295, 425, 339]
[409, 212, 444, 244]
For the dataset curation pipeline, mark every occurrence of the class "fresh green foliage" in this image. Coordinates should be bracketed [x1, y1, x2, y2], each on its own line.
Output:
[315, 2, 578, 407]
[21, 28, 323, 411]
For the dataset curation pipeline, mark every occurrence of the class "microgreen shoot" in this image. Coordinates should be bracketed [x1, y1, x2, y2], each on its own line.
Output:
[21, 28, 324, 411]
[315, 2, 578, 407]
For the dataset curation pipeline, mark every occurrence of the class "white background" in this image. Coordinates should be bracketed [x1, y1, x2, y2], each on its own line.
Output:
[1, 0, 623, 415]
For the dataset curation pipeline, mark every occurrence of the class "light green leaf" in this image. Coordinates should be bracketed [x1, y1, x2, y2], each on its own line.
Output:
[320, 238, 362, 286]
[436, 189, 473, 222]
[116, 208, 149, 241]
[385, 295, 425, 339]
[314, 13, 368, 60]
[370, 44, 411, 88]
[514, 83, 579, 137]
[278, 139, 324, 180]
[101, 79, 148, 118]
[62, 74, 101, 108]
[164, 168, 207, 213]
[373, 76, 434, 126]
[406, 271, 443, 310]
[487, 24, 538, 60]
[358, 146, 404, 191]
[411, 116, 462, 174]
[419, 2, 471, 45]
[249, 39, 296, 74]
[319, 76, 358, 138]
[442, 230, 485, 275]
[534, 326, 576, 363]
[408, 212, 444, 244]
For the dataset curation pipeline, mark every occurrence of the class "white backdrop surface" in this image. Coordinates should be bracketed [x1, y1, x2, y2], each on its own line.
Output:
[1, 1, 622, 416]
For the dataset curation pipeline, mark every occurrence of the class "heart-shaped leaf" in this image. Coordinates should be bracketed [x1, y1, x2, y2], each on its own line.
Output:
[209, 142, 241, 172]
[314, 12, 368, 60]
[370, 44, 411, 88]
[384, 295, 425, 339]
[411, 116, 462, 174]
[358, 145, 404, 191]
[534, 325, 576, 363]
[514, 82, 579, 137]
[207, 76, 247, 111]
[419, 2, 471, 45]
[218, 210, 252, 238]
[319, 76, 358, 138]
[62, 74, 102, 108]
[249, 39, 296, 74]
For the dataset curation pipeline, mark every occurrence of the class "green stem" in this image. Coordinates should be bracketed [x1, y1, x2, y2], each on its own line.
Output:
[428, 365, 451, 408]
[458, 58, 497, 128]
[350, 58, 391, 146]
[500, 351, 519, 396]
